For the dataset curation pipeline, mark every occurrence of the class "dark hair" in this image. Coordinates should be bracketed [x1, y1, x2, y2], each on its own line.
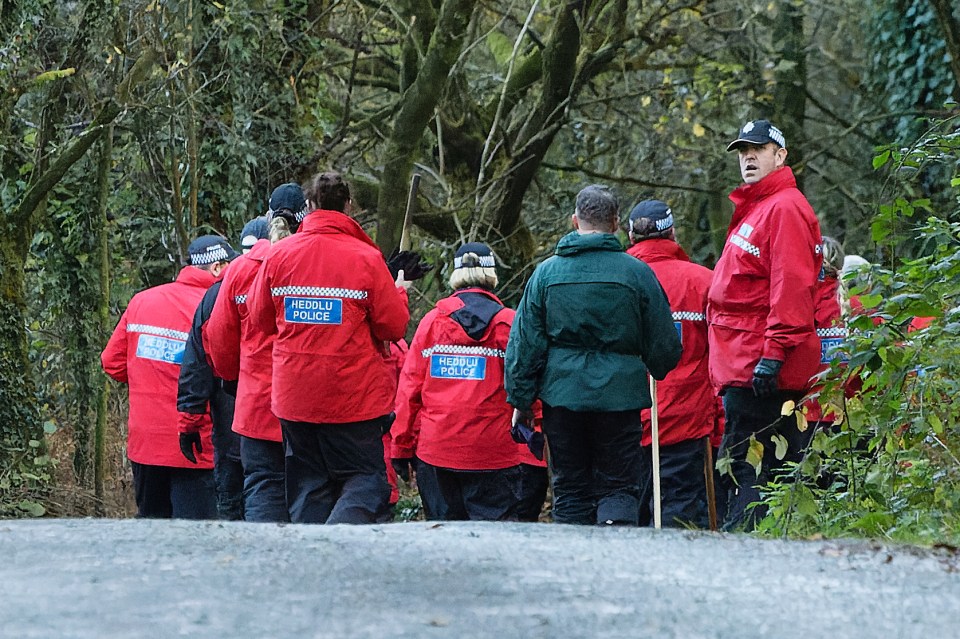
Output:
[575, 184, 619, 227]
[629, 217, 673, 241]
[305, 171, 351, 212]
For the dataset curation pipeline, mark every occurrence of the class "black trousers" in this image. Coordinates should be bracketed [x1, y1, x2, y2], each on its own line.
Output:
[541, 404, 643, 526]
[638, 437, 709, 528]
[429, 463, 522, 521]
[240, 436, 289, 523]
[516, 463, 549, 522]
[413, 457, 447, 521]
[210, 388, 244, 520]
[718, 387, 813, 531]
[131, 461, 217, 520]
[280, 415, 392, 525]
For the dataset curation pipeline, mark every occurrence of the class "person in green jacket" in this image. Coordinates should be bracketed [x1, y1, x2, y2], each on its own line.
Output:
[505, 184, 682, 525]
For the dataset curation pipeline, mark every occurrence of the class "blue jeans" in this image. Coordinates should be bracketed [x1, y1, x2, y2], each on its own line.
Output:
[210, 389, 243, 520]
[280, 416, 392, 524]
[131, 461, 217, 519]
[638, 437, 709, 528]
[240, 436, 289, 523]
[541, 404, 642, 525]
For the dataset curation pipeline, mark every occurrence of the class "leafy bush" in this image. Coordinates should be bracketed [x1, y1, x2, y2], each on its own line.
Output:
[757, 111, 960, 543]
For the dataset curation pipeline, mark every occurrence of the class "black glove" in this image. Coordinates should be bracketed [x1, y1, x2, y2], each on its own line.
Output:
[381, 411, 396, 436]
[751, 358, 783, 398]
[392, 458, 414, 483]
[387, 249, 434, 281]
[179, 432, 202, 464]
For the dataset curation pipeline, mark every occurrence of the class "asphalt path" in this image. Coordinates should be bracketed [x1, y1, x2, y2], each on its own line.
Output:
[1, 519, 958, 638]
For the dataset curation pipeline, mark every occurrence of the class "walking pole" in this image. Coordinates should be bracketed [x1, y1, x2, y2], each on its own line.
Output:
[649, 375, 662, 530]
[704, 437, 718, 531]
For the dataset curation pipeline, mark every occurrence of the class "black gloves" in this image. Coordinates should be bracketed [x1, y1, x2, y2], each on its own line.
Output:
[752, 358, 783, 398]
[179, 432, 202, 464]
[392, 458, 414, 483]
[387, 249, 433, 281]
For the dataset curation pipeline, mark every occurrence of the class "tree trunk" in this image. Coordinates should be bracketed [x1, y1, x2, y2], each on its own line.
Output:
[928, 0, 960, 101]
[375, 0, 478, 255]
[94, 126, 113, 514]
[773, 0, 808, 183]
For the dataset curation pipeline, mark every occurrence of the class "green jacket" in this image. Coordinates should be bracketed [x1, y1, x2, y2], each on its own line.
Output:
[505, 231, 681, 412]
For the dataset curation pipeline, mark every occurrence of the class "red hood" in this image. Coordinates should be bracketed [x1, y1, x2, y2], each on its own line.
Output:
[300, 209, 382, 253]
[177, 265, 221, 287]
[626, 239, 691, 264]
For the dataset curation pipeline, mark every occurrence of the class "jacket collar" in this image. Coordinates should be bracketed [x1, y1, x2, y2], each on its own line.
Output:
[300, 209, 381, 252]
[245, 238, 271, 263]
[626, 239, 690, 264]
[177, 265, 220, 287]
[727, 166, 798, 235]
[555, 231, 624, 256]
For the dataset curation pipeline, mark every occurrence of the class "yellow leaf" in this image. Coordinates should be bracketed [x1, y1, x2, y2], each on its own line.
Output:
[685, 98, 695, 110]
[796, 410, 808, 432]
[746, 437, 764, 477]
[781, 400, 796, 416]
[641, 96, 651, 107]
[692, 123, 706, 137]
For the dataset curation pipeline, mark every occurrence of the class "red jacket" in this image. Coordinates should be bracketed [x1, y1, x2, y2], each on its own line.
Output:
[247, 210, 409, 423]
[204, 239, 281, 442]
[101, 267, 218, 468]
[707, 166, 823, 392]
[392, 288, 522, 470]
[805, 274, 845, 422]
[628, 240, 718, 446]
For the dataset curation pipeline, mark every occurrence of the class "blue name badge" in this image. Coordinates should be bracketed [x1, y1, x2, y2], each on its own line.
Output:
[284, 296, 342, 325]
[430, 354, 486, 380]
[136, 334, 185, 365]
[674, 321, 682, 346]
[820, 338, 848, 364]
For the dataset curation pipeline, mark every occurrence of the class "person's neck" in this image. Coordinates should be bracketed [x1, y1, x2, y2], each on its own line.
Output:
[577, 228, 608, 235]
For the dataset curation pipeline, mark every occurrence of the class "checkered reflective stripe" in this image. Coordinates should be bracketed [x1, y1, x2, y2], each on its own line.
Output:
[234, 295, 247, 305]
[817, 327, 847, 338]
[127, 323, 189, 341]
[656, 212, 674, 231]
[271, 286, 368, 300]
[421, 344, 506, 358]
[672, 311, 706, 322]
[815, 244, 823, 255]
[454, 254, 496, 269]
[191, 246, 230, 265]
[729, 234, 760, 258]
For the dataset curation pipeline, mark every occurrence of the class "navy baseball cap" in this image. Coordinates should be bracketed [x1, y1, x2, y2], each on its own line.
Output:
[188, 235, 239, 266]
[454, 242, 496, 269]
[726, 119, 787, 151]
[268, 183, 307, 222]
[628, 199, 674, 235]
[240, 216, 269, 251]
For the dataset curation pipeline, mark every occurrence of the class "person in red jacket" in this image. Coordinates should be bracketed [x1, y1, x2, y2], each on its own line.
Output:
[804, 236, 847, 431]
[101, 235, 239, 519]
[247, 171, 412, 524]
[205, 183, 307, 522]
[392, 242, 523, 521]
[627, 199, 719, 528]
[708, 119, 824, 531]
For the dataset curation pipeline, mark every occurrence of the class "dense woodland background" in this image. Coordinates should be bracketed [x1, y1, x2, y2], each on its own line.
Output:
[2, 0, 959, 540]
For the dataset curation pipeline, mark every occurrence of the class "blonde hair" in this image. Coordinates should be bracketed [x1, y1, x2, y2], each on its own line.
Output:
[449, 260, 498, 291]
[269, 217, 293, 243]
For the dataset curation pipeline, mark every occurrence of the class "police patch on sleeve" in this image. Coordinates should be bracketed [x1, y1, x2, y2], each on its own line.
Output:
[284, 296, 343, 324]
[430, 354, 486, 380]
[820, 338, 848, 364]
[135, 334, 186, 365]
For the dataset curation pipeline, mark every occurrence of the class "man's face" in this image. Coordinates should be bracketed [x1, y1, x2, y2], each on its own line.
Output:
[737, 142, 787, 184]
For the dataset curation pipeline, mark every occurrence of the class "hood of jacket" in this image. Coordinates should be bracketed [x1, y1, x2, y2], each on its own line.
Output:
[555, 231, 624, 257]
[626, 238, 691, 264]
[437, 287, 506, 341]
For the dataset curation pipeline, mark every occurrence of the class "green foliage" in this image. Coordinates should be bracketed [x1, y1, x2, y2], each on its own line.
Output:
[758, 112, 960, 543]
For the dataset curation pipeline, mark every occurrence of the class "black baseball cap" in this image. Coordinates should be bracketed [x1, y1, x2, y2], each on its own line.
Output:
[628, 199, 674, 235]
[726, 119, 787, 151]
[188, 235, 240, 266]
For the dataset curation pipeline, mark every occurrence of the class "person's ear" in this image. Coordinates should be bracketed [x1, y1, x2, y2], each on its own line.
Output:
[211, 261, 228, 277]
[775, 147, 788, 167]
[571, 213, 580, 230]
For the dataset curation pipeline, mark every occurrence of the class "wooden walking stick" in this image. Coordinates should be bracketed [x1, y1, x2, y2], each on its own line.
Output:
[398, 173, 421, 252]
[704, 437, 718, 531]
[649, 375, 662, 530]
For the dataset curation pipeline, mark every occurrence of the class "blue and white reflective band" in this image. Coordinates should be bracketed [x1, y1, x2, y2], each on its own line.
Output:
[268, 207, 310, 223]
[128, 323, 188, 364]
[421, 345, 505, 358]
[234, 294, 247, 305]
[191, 245, 230, 265]
[767, 125, 786, 148]
[729, 234, 760, 258]
[816, 327, 847, 338]
[818, 326, 848, 364]
[453, 254, 495, 269]
[672, 311, 705, 322]
[271, 286, 368, 300]
[127, 323, 189, 341]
